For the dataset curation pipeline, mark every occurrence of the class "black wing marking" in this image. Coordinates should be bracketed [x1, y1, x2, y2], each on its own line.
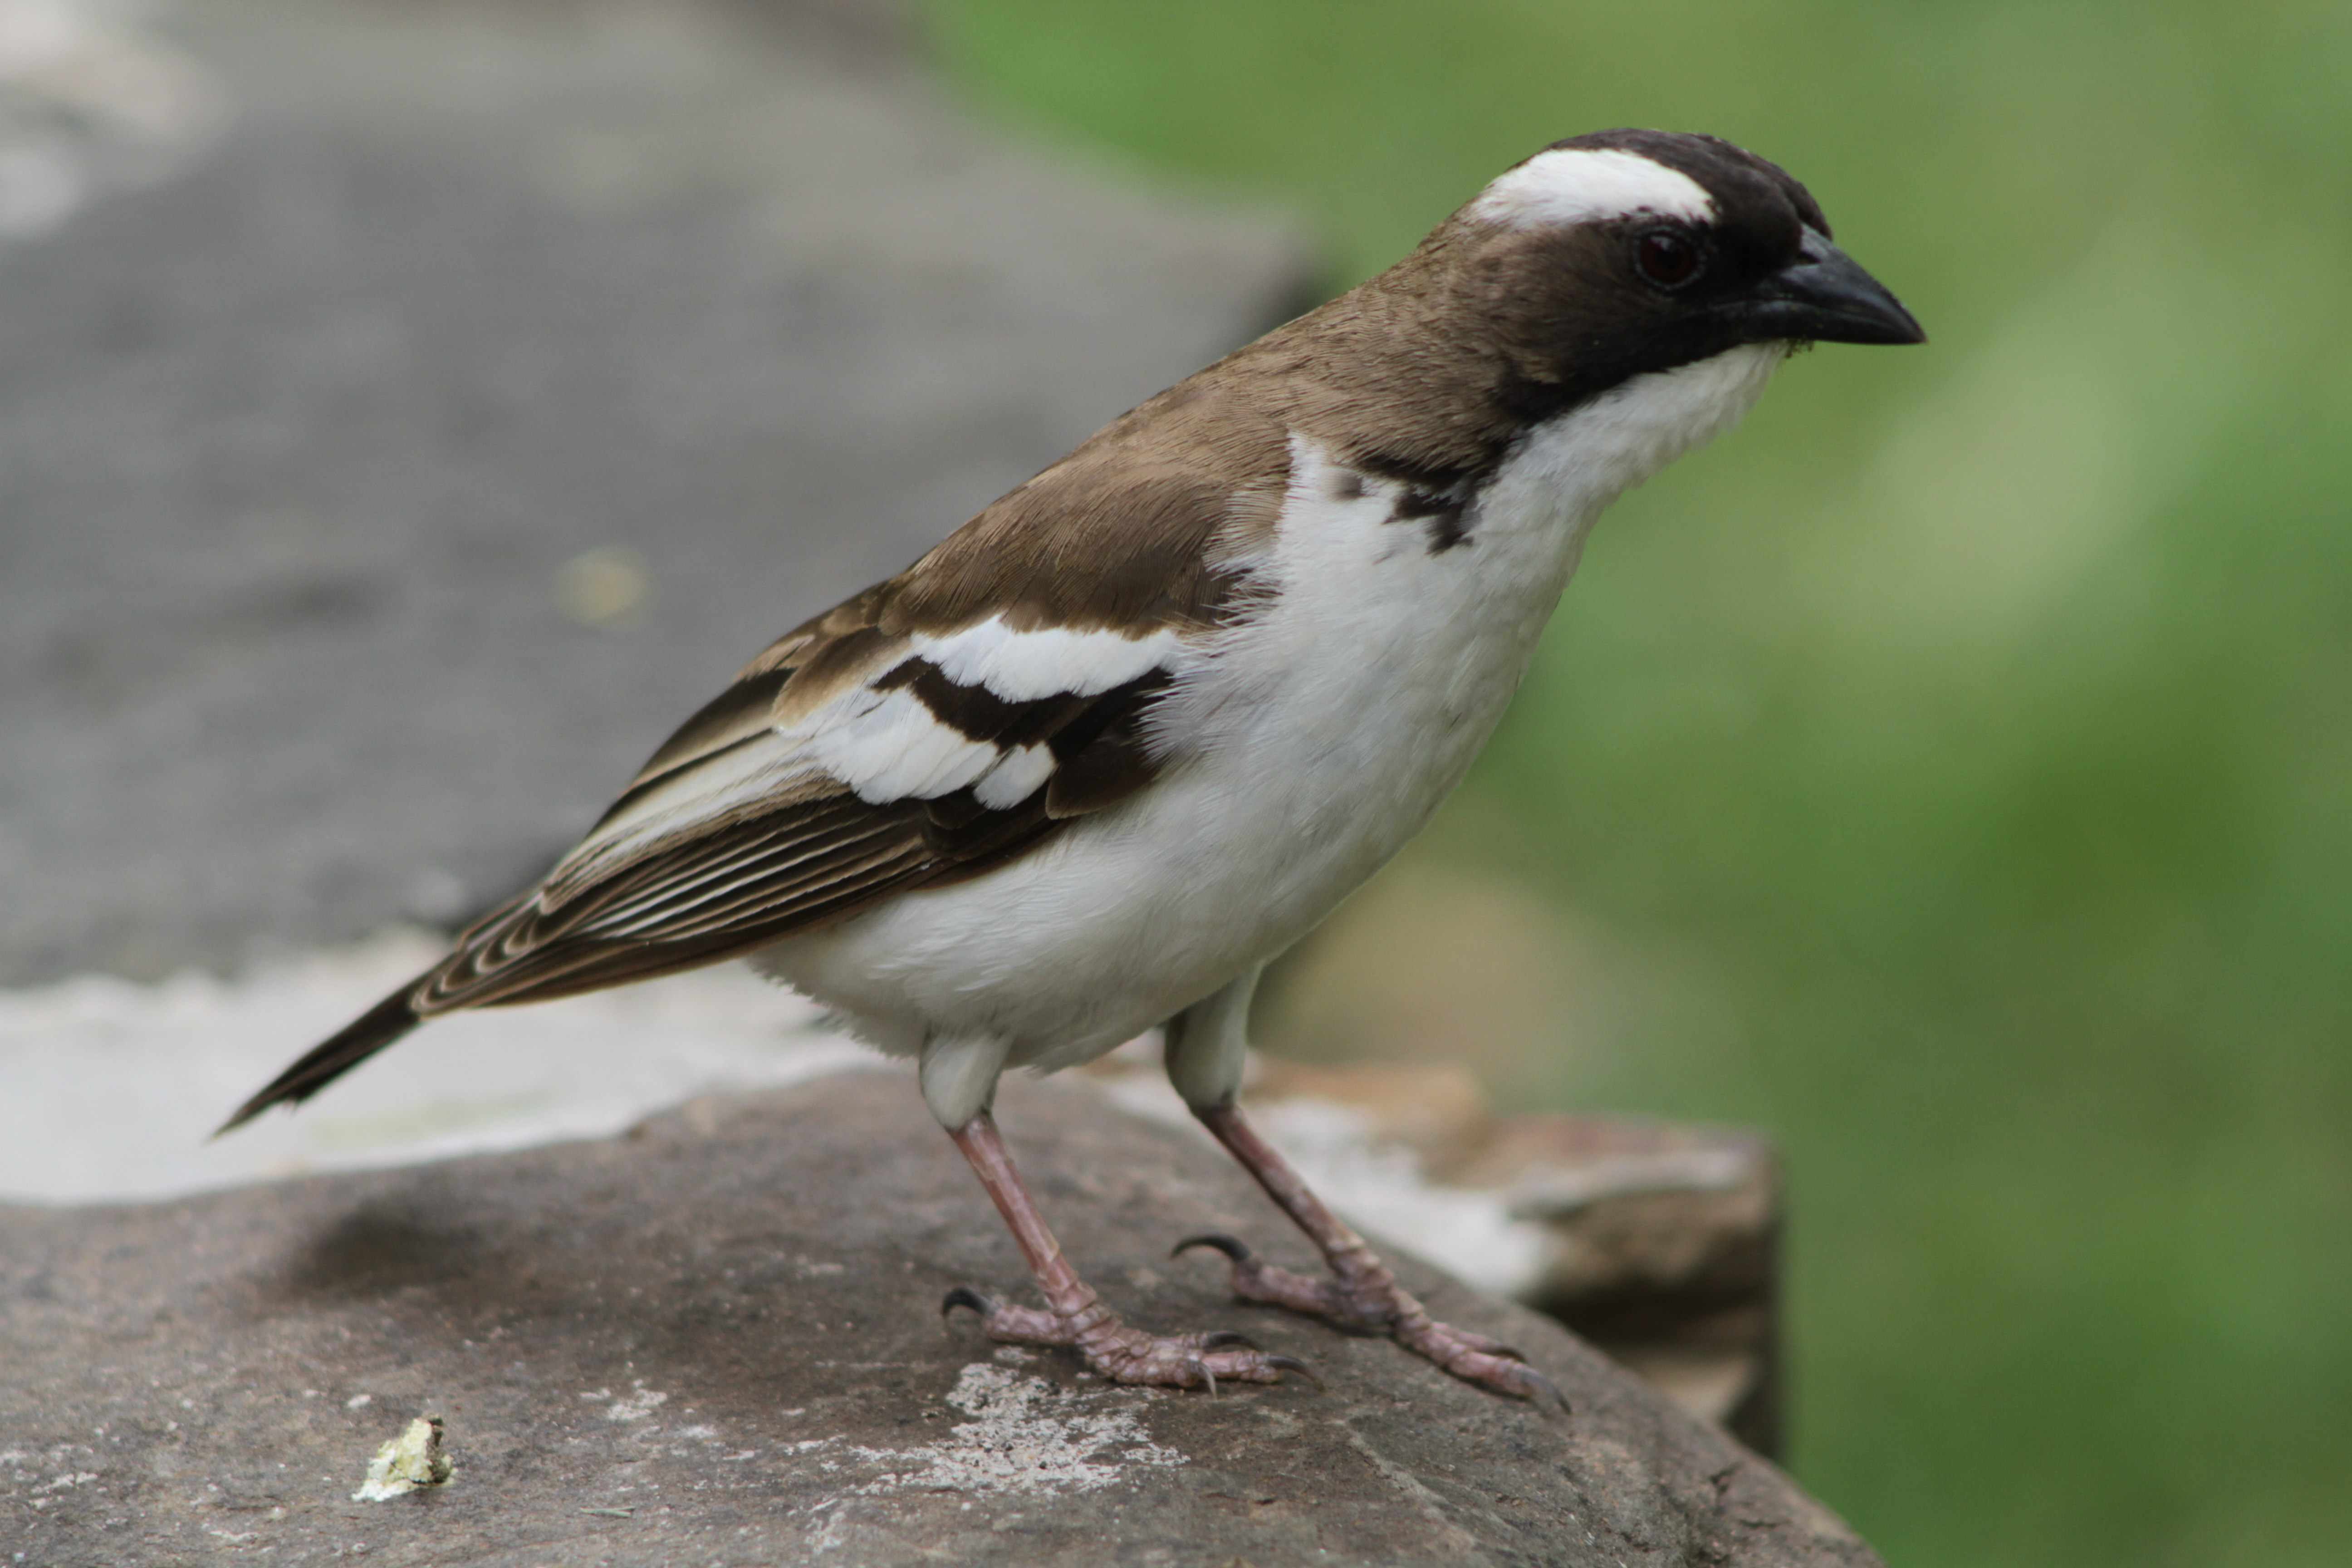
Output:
[216, 663, 1174, 1131]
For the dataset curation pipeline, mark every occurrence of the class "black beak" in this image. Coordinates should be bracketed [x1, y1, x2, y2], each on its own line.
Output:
[1728, 228, 1926, 347]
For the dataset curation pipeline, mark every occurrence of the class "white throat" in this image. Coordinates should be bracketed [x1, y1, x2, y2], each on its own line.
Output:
[1484, 341, 1788, 553]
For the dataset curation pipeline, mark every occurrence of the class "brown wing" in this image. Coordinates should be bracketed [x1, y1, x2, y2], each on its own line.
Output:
[219, 379, 1294, 1133]
[215, 642, 1176, 1133]
[409, 660, 1175, 1013]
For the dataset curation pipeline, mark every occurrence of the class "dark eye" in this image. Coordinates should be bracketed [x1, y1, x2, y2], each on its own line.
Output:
[1634, 227, 1704, 290]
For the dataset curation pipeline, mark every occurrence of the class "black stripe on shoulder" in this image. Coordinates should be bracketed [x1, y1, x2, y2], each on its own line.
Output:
[1355, 448, 1487, 555]
[1391, 488, 1473, 554]
[873, 659, 1096, 747]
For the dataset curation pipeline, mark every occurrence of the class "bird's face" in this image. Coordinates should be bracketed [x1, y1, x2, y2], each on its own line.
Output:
[1452, 130, 1923, 419]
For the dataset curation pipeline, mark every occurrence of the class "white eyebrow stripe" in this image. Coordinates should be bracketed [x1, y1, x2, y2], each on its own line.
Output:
[1469, 148, 1715, 230]
[908, 618, 1181, 703]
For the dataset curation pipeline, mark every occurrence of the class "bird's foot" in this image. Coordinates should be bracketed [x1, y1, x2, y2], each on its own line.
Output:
[941, 1286, 1317, 1392]
[1173, 1234, 1565, 1412]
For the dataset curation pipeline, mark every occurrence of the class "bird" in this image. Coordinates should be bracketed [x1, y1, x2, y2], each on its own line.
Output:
[220, 129, 1922, 1408]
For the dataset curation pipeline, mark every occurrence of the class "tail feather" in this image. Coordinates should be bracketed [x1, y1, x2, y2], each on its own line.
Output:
[213, 985, 424, 1137]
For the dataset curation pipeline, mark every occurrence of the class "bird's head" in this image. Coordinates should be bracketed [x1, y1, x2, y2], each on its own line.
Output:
[1436, 130, 1924, 416]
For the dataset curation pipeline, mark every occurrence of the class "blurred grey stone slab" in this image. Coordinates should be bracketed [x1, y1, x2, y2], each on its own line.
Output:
[0, 1071, 1881, 1566]
[0, 0, 1308, 985]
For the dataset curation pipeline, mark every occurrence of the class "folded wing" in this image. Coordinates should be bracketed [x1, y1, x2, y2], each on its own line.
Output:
[219, 391, 1292, 1132]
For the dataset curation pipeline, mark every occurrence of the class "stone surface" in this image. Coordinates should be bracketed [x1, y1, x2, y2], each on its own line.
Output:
[1235, 1064, 1785, 1455]
[0, 1072, 1880, 1567]
[0, 0, 1306, 987]
[0, 931, 859, 1205]
[1465, 1114, 1783, 1457]
[0, 936, 1781, 1458]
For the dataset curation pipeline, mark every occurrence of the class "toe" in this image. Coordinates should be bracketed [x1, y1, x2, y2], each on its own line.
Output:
[1509, 1364, 1571, 1417]
[1263, 1355, 1323, 1390]
[1172, 1232, 1253, 1263]
[940, 1285, 998, 1321]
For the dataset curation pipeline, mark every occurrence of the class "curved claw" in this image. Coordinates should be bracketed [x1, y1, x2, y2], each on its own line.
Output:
[1198, 1329, 1259, 1351]
[1173, 1232, 1254, 1264]
[1514, 1365, 1570, 1417]
[1265, 1355, 1323, 1391]
[940, 1285, 998, 1322]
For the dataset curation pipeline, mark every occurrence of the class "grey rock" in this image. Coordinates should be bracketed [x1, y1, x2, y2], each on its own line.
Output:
[1244, 1063, 1786, 1456]
[0, 0, 1307, 986]
[0, 1072, 1881, 1566]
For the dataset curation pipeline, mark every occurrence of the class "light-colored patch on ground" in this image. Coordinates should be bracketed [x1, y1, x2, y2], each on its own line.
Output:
[0, 0, 225, 242]
[0, 929, 873, 1202]
[602, 1383, 671, 1424]
[1, 1441, 104, 1513]
[839, 1364, 1183, 1497]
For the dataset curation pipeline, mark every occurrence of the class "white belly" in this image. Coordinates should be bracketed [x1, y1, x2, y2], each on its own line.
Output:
[755, 344, 1785, 1069]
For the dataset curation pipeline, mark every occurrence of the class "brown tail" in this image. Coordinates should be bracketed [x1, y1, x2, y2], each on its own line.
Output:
[213, 985, 424, 1137]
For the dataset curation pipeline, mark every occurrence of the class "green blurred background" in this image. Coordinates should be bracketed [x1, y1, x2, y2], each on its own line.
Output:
[921, 2, 2349, 1563]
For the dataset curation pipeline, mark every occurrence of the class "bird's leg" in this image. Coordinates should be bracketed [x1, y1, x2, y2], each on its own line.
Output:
[1163, 971, 1565, 1411]
[941, 1111, 1311, 1390]
[1180, 1098, 1561, 1406]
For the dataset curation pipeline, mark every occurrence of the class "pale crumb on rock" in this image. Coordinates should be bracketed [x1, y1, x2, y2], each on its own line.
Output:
[352, 1416, 451, 1501]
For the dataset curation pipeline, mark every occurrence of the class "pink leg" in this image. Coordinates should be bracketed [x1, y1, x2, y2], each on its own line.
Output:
[1181, 1098, 1566, 1412]
[941, 1112, 1313, 1391]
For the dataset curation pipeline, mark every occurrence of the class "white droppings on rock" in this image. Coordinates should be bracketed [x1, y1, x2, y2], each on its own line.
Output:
[604, 1382, 670, 1423]
[842, 1365, 1181, 1497]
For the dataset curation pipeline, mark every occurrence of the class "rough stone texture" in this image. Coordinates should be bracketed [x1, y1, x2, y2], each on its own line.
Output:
[0, 0, 1306, 986]
[1463, 1112, 1783, 1458]
[1242, 1063, 1784, 1456]
[0, 1073, 1880, 1567]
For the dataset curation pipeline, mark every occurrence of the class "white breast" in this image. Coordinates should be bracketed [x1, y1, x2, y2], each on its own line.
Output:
[755, 343, 1787, 1067]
